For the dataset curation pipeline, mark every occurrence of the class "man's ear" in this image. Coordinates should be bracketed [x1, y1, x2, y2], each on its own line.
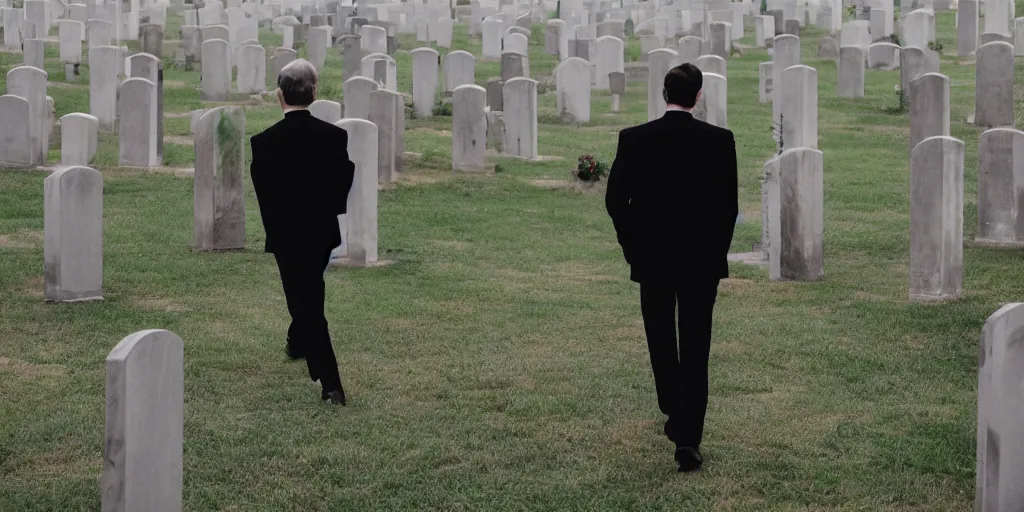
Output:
[662, 88, 668, 103]
[312, 83, 318, 100]
[694, 90, 703, 106]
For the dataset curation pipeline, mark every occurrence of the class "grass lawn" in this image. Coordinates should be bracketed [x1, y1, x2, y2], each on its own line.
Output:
[0, 10, 1013, 511]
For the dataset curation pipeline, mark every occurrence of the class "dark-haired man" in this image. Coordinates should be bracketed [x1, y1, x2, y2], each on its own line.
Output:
[250, 59, 355, 405]
[605, 63, 738, 471]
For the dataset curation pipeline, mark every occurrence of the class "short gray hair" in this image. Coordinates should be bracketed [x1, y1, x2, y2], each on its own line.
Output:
[278, 59, 318, 106]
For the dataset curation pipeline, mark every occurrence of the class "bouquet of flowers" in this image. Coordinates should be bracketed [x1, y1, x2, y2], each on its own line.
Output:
[574, 154, 607, 182]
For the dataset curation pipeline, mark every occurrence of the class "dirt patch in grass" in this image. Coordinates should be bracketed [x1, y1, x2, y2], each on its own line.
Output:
[22, 276, 43, 298]
[133, 296, 191, 312]
[410, 127, 451, 137]
[46, 81, 86, 90]
[0, 357, 67, 379]
[528, 179, 567, 189]
[164, 135, 194, 145]
[0, 229, 44, 250]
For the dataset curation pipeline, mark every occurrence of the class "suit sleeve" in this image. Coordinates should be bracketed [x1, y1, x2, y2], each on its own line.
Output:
[249, 137, 278, 237]
[717, 132, 739, 259]
[333, 129, 356, 216]
[605, 131, 634, 264]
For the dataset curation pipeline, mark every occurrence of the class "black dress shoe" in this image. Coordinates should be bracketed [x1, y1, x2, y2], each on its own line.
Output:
[675, 446, 703, 472]
[321, 389, 347, 406]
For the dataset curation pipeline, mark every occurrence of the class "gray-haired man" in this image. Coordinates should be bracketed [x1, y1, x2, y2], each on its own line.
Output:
[250, 59, 355, 405]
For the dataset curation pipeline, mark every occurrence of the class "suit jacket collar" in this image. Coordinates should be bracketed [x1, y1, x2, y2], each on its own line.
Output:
[663, 110, 693, 120]
[284, 109, 312, 119]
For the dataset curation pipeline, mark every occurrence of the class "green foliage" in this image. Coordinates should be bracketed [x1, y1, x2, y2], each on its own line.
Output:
[928, 40, 944, 52]
[573, 154, 607, 182]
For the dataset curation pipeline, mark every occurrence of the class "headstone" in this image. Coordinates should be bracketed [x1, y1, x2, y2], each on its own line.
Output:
[678, 35, 703, 63]
[977, 303, 1024, 512]
[596, 19, 625, 39]
[334, 118, 378, 265]
[909, 73, 950, 152]
[309, 100, 342, 124]
[436, 17, 453, 48]
[203, 24, 230, 43]
[958, 0, 979, 56]
[3, 8, 25, 50]
[868, 42, 900, 70]
[759, 61, 773, 104]
[647, 48, 680, 121]
[361, 52, 397, 91]
[731, 2, 745, 40]
[88, 46, 118, 132]
[60, 20, 85, 81]
[118, 78, 158, 167]
[43, 166, 103, 301]
[781, 65, 817, 149]
[23, 39, 45, 70]
[783, 18, 799, 35]
[903, 9, 934, 48]
[594, 35, 624, 89]
[817, 35, 839, 59]
[140, 23, 163, 57]
[709, 21, 731, 58]
[194, 107, 245, 251]
[200, 39, 231, 101]
[7, 65, 48, 165]
[909, 136, 964, 301]
[486, 78, 504, 110]
[555, 56, 591, 123]
[307, 26, 331, 70]
[0, 95, 33, 167]
[772, 35, 800, 123]
[411, 47, 439, 118]
[755, 15, 775, 47]
[128, 52, 163, 162]
[840, 20, 871, 48]
[765, 147, 824, 281]
[693, 72, 727, 128]
[505, 32, 529, 56]
[452, 84, 487, 172]
[869, 8, 893, 41]
[360, 24, 386, 54]
[976, 128, 1024, 246]
[343, 76, 378, 120]
[89, 18, 113, 47]
[501, 52, 528, 81]
[101, 329, 184, 512]
[370, 87, 404, 183]
[60, 112, 98, 166]
[502, 77, 538, 159]
[982, 32, 1014, 45]
[338, 35, 361, 83]
[985, 0, 1012, 36]
[546, 19, 564, 55]
[236, 44, 266, 93]
[900, 46, 939, 101]
[639, 35, 661, 60]
[270, 47, 297, 89]
[767, 9, 784, 33]
[443, 51, 475, 93]
[837, 46, 865, 98]
[975, 41, 1015, 129]
[695, 54, 727, 76]
[1016, 19, 1024, 57]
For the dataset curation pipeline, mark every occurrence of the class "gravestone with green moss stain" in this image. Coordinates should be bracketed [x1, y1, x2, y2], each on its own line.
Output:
[194, 107, 246, 251]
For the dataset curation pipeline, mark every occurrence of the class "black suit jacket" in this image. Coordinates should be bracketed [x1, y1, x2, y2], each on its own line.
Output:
[605, 110, 738, 285]
[250, 110, 356, 254]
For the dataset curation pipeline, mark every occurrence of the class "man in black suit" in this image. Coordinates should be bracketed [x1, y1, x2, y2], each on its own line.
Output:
[605, 63, 738, 471]
[250, 59, 355, 405]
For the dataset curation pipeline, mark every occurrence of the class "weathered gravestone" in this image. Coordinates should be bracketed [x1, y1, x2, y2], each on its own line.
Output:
[307, 26, 331, 70]
[194, 107, 246, 251]
[119, 78, 159, 167]
[502, 77, 538, 159]
[59, 20, 84, 81]
[140, 23, 163, 57]
[339, 35, 362, 83]
[452, 84, 487, 172]
[695, 54, 726, 77]
[309, 100, 342, 124]
[24, 39, 45, 70]
[0, 95, 33, 167]
[958, 0, 979, 56]
[909, 72, 950, 152]
[343, 76, 378, 121]
[837, 46, 865, 98]
[609, 72, 625, 113]
[129, 52, 164, 162]
[817, 35, 839, 59]
[486, 78, 504, 110]
[43, 166, 103, 301]
[900, 46, 939, 101]
[89, 46, 119, 132]
[201, 39, 231, 101]
[594, 35, 624, 90]
[868, 42, 900, 70]
[678, 36, 702, 64]
[772, 35, 800, 124]
[101, 329, 184, 512]
[764, 147, 824, 281]
[501, 52, 528, 81]
[411, 47, 439, 118]
[977, 303, 1024, 512]
[270, 48, 297, 89]
[783, 18, 799, 35]
[236, 44, 266, 93]
[692, 72, 727, 129]
[7, 65, 49, 165]
[755, 15, 775, 47]
[360, 24, 386, 54]
[975, 41, 1015, 129]
[361, 52, 397, 91]
[555, 57, 591, 123]
[647, 49, 680, 121]
[334, 118, 378, 266]
[443, 51, 475, 92]
[976, 128, 1024, 246]
[759, 61, 773, 104]
[709, 21, 732, 58]
[781, 65, 817, 149]
[909, 135, 964, 302]
[60, 113, 98, 166]
[368, 88, 404, 184]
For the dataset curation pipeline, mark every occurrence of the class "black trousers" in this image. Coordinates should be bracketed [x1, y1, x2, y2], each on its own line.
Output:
[639, 279, 720, 448]
[273, 247, 342, 392]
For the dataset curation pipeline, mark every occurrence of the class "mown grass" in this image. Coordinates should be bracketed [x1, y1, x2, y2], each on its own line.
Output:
[0, 9, 1014, 511]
